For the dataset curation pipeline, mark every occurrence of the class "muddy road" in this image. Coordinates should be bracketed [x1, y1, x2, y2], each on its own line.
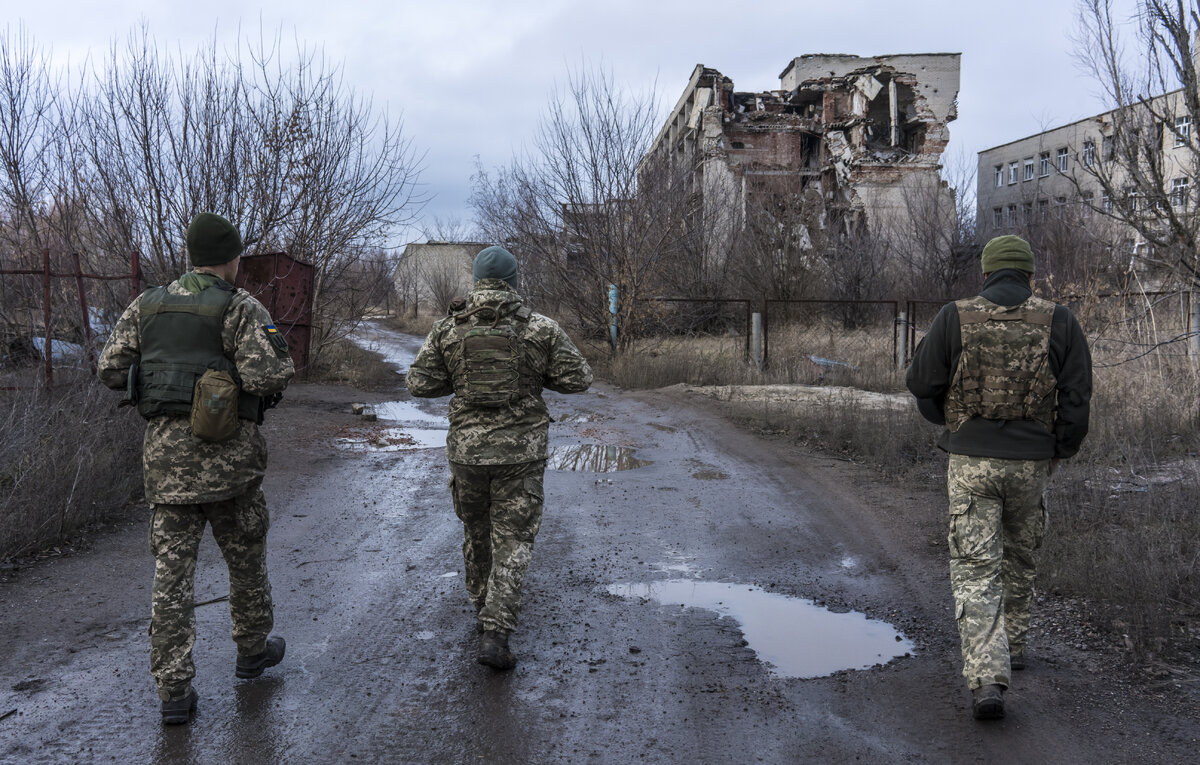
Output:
[1, 325, 1197, 764]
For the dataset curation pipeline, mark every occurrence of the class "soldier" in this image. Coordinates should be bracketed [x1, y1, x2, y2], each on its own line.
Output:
[98, 213, 295, 724]
[906, 235, 1091, 720]
[407, 245, 593, 670]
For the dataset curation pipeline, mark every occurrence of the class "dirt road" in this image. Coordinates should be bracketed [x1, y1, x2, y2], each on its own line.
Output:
[1, 327, 1196, 764]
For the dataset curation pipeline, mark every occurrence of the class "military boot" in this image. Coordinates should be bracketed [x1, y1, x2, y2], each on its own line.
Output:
[1010, 650, 1026, 671]
[971, 683, 1005, 720]
[478, 629, 516, 670]
[236, 635, 286, 679]
[160, 686, 198, 725]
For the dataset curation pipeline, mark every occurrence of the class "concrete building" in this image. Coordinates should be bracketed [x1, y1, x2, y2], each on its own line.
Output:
[643, 53, 961, 264]
[976, 90, 1194, 263]
[394, 241, 488, 315]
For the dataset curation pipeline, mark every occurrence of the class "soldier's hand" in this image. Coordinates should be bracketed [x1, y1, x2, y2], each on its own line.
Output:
[263, 391, 284, 410]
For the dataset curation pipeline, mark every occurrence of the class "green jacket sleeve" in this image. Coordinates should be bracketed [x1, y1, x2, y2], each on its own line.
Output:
[97, 299, 142, 391]
[406, 324, 454, 398]
[543, 325, 592, 394]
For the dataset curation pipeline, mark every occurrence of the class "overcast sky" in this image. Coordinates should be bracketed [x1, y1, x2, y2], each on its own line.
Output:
[13, 0, 1144, 246]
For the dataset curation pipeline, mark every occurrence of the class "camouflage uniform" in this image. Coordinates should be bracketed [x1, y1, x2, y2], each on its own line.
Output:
[406, 278, 592, 633]
[907, 267, 1091, 692]
[99, 271, 294, 700]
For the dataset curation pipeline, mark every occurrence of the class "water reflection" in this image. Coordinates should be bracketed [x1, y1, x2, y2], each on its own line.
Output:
[335, 428, 446, 451]
[547, 445, 651, 472]
[608, 580, 913, 679]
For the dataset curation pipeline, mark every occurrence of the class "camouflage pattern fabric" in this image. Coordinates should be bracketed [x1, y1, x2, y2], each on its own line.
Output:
[148, 484, 273, 700]
[98, 275, 294, 503]
[449, 461, 545, 633]
[947, 453, 1049, 689]
[406, 278, 593, 465]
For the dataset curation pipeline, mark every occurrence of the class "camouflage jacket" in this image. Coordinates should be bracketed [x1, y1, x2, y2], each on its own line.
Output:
[98, 272, 295, 504]
[406, 279, 593, 465]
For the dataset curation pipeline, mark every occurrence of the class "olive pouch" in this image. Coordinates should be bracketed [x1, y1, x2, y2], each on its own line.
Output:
[190, 369, 240, 442]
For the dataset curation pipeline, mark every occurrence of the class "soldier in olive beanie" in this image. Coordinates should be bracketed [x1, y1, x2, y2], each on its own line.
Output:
[980, 235, 1035, 275]
[473, 246, 520, 290]
[187, 213, 245, 267]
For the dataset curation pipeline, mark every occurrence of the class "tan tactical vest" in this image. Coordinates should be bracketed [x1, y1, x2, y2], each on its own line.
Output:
[944, 294, 1057, 433]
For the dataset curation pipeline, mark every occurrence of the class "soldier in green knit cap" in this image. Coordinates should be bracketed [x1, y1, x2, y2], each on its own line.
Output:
[98, 212, 294, 724]
[906, 234, 1092, 720]
[407, 245, 593, 670]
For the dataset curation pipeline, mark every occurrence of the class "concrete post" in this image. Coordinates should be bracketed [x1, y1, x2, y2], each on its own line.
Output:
[608, 283, 618, 351]
[751, 312, 763, 370]
[889, 79, 899, 147]
[1191, 293, 1200, 358]
[896, 311, 908, 368]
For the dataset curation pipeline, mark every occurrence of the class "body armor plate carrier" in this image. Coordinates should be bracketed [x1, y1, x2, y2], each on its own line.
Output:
[136, 283, 261, 422]
[450, 303, 535, 408]
[944, 294, 1057, 433]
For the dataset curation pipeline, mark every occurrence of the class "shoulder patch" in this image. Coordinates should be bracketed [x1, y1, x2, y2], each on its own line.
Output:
[264, 324, 289, 355]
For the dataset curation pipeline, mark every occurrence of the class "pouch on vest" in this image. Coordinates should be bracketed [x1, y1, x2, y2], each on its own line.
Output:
[190, 369, 241, 442]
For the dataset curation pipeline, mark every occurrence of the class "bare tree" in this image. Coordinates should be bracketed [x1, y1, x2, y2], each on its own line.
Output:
[890, 152, 979, 300]
[1072, 0, 1200, 289]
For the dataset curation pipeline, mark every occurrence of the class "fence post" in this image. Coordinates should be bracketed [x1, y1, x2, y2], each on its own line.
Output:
[895, 310, 908, 368]
[131, 251, 141, 300]
[42, 249, 53, 389]
[751, 312, 763, 371]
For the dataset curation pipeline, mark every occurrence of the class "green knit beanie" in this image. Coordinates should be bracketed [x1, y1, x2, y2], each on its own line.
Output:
[473, 245, 520, 289]
[186, 213, 244, 267]
[980, 235, 1035, 274]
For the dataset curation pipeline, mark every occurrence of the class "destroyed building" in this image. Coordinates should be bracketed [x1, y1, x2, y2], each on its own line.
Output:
[643, 54, 961, 266]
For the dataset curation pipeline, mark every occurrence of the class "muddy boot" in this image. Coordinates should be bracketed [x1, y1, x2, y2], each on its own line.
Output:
[477, 629, 516, 670]
[160, 686, 198, 725]
[971, 684, 1006, 720]
[236, 635, 286, 679]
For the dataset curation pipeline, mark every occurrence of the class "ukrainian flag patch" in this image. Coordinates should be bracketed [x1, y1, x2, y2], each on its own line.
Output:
[264, 324, 289, 354]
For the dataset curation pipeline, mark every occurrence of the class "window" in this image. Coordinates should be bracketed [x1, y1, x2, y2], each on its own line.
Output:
[1172, 177, 1190, 208]
[1082, 140, 1096, 167]
[1102, 135, 1114, 160]
[1056, 147, 1069, 172]
[1055, 196, 1067, 206]
[1125, 186, 1140, 212]
[1023, 158, 1035, 181]
[1008, 161, 1019, 185]
[1176, 115, 1191, 146]
[1006, 204, 1017, 226]
[1022, 201, 1033, 222]
[1081, 191, 1094, 217]
[1037, 199, 1049, 222]
[1102, 192, 1113, 213]
[1038, 152, 1051, 176]
[994, 165, 1004, 188]
[993, 207, 1003, 227]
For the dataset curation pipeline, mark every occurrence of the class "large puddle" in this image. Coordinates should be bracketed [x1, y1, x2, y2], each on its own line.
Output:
[336, 428, 446, 451]
[608, 580, 913, 679]
[547, 444, 651, 472]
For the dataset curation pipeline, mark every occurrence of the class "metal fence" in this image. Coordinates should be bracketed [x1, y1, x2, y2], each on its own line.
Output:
[1, 250, 314, 388]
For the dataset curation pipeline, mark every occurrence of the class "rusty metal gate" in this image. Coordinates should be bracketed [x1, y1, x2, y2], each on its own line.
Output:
[234, 252, 314, 378]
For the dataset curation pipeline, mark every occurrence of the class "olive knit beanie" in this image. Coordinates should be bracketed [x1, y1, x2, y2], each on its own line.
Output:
[186, 213, 244, 267]
[980, 235, 1035, 274]
[473, 245, 520, 289]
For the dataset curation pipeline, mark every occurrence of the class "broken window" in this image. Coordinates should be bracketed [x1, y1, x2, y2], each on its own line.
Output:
[1102, 134, 1114, 160]
[1175, 115, 1190, 146]
[1082, 140, 1095, 167]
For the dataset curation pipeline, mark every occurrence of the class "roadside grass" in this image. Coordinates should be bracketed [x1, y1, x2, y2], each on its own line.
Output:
[592, 325, 1200, 660]
[0, 372, 142, 561]
[308, 336, 403, 391]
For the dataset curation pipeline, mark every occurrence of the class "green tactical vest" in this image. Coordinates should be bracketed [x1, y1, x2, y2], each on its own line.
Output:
[944, 294, 1058, 433]
[448, 302, 536, 408]
[136, 282, 261, 422]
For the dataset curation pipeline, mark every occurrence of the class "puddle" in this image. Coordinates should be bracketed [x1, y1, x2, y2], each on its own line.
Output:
[555, 412, 607, 424]
[691, 470, 729, 480]
[547, 445, 652, 472]
[373, 401, 447, 426]
[608, 580, 913, 679]
[335, 428, 446, 451]
[439, 572, 458, 578]
[648, 423, 678, 433]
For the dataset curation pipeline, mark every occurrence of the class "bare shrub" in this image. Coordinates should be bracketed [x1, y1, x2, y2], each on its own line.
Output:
[0, 375, 142, 560]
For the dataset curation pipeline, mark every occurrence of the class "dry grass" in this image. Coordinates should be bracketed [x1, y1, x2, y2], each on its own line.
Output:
[0, 373, 143, 561]
[308, 336, 404, 391]
[591, 325, 1200, 658]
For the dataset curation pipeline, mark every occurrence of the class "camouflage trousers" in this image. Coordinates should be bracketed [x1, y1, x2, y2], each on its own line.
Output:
[449, 460, 546, 634]
[947, 454, 1049, 690]
[148, 483, 274, 700]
